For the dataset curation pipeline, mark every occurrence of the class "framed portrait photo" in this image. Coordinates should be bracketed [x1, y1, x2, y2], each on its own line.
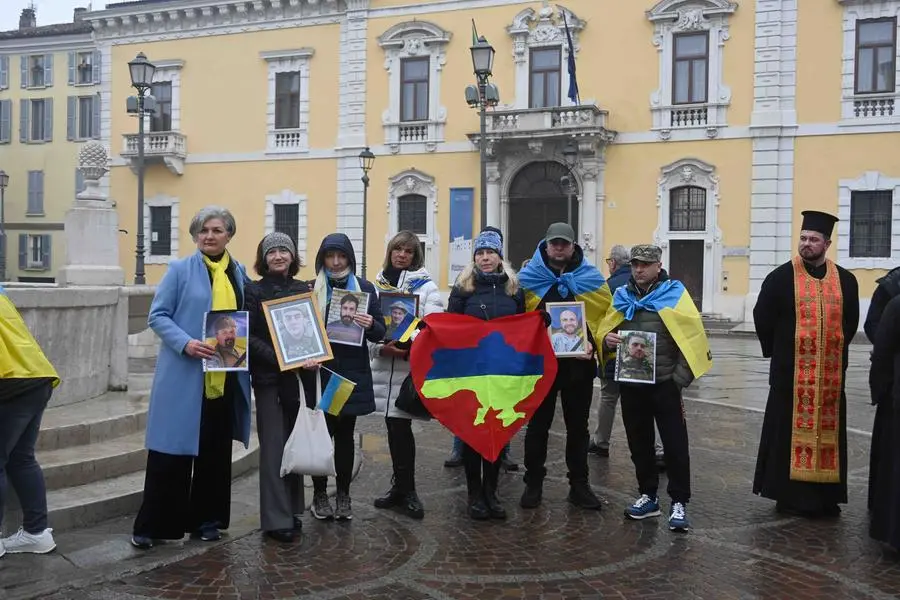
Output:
[262, 293, 333, 371]
[203, 310, 250, 372]
[546, 301, 589, 357]
[614, 330, 657, 385]
[380, 292, 419, 342]
[325, 289, 371, 347]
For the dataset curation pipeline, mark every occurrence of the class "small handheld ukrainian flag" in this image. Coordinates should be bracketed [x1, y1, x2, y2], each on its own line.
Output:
[319, 368, 356, 416]
[389, 312, 421, 343]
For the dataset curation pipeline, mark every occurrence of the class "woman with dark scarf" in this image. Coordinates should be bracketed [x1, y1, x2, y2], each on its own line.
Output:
[370, 231, 444, 519]
[309, 233, 385, 521]
[245, 232, 319, 543]
[447, 229, 525, 520]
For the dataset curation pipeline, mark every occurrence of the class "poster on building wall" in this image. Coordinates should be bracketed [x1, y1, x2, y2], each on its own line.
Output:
[448, 237, 473, 286]
[449, 188, 475, 241]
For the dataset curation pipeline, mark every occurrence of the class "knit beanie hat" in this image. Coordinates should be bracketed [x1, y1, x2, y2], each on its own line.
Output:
[473, 230, 503, 259]
[261, 232, 296, 259]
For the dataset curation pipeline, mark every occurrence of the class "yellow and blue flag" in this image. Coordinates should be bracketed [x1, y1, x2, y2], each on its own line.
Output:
[389, 312, 420, 343]
[318, 369, 356, 416]
[0, 284, 60, 386]
[518, 243, 612, 346]
[597, 280, 712, 379]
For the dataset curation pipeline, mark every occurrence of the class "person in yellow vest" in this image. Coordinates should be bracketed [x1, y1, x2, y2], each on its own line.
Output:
[0, 284, 60, 558]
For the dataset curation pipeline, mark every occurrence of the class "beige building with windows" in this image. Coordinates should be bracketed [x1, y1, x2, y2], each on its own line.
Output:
[71, 0, 900, 325]
[0, 6, 101, 282]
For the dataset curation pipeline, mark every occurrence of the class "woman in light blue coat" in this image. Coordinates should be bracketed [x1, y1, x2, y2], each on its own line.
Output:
[131, 206, 252, 550]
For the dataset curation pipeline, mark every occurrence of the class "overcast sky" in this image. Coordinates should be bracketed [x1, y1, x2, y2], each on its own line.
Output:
[0, 1, 97, 33]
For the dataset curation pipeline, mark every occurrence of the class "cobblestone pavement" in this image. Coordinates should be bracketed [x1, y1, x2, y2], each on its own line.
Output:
[22, 337, 893, 600]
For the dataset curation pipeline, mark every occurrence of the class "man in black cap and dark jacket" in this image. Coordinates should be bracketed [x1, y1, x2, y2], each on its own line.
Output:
[752, 210, 859, 518]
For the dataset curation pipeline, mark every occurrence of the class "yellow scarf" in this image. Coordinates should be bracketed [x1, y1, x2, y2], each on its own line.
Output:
[202, 252, 237, 399]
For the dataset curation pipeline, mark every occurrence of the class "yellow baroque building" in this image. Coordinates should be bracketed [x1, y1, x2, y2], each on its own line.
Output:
[82, 0, 900, 326]
[0, 6, 100, 283]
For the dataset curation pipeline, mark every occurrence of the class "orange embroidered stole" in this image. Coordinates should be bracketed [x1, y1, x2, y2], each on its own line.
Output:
[790, 256, 843, 483]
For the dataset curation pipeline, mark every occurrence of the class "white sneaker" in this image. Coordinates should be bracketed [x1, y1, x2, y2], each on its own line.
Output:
[1, 528, 56, 554]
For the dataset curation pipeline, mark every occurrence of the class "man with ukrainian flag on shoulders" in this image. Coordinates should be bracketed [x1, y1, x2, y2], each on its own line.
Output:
[0, 284, 60, 557]
[597, 244, 712, 533]
[518, 222, 611, 511]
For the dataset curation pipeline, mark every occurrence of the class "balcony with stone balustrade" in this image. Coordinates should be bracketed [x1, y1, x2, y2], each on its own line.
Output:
[121, 131, 187, 175]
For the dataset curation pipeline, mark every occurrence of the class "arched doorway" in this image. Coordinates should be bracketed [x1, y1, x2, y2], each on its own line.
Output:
[507, 161, 579, 268]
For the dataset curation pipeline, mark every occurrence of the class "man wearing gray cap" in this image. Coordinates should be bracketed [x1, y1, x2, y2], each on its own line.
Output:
[600, 244, 712, 532]
[518, 222, 611, 511]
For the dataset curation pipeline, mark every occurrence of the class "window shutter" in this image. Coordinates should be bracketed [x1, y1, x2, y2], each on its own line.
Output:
[0, 56, 8, 89]
[93, 50, 101, 84]
[0, 100, 10, 143]
[20, 56, 26, 88]
[44, 54, 53, 87]
[68, 51, 75, 85]
[40, 235, 51, 269]
[36, 171, 44, 214]
[18, 234, 27, 270]
[66, 96, 76, 140]
[76, 168, 85, 194]
[19, 99, 28, 142]
[27, 171, 35, 213]
[43, 98, 52, 142]
[92, 94, 100, 138]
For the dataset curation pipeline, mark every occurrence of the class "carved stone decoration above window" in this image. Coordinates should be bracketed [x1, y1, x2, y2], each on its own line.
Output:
[386, 168, 440, 276]
[506, 3, 585, 109]
[378, 21, 451, 154]
[647, 0, 738, 141]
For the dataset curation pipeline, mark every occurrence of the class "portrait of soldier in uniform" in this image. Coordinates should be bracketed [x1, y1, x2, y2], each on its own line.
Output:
[203, 311, 249, 372]
[272, 302, 326, 364]
[546, 301, 589, 357]
[615, 331, 656, 384]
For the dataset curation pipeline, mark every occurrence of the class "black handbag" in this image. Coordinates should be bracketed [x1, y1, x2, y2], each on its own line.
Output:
[395, 374, 431, 419]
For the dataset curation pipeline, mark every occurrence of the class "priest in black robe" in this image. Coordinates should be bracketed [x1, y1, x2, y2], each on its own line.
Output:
[869, 294, 900, 550]
[752, 210, 859, 517]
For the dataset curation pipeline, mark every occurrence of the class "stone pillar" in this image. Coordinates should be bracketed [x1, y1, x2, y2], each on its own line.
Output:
[580, 161, 600, 265]
[486, 161, 501, 229]
[57, 141, 125, 287]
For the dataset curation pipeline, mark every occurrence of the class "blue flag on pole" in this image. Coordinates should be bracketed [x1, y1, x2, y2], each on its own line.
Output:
[562, 9, 579, 105]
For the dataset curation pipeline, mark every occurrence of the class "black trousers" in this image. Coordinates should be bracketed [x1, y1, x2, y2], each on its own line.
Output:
[523, 365, 594, 486]
[133, 389, 234, 539]
[619, 379, 691, 504]
[385, 416, 417, 491]
[463, 443, 500, 499]
[312, 413, 357, 495]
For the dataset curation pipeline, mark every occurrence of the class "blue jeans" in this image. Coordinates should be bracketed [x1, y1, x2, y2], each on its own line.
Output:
[452, 436, 511, 459]
[0, 382, 52, 533]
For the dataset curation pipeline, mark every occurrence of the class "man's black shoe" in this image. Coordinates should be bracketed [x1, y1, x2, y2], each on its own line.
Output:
[404, 491, 425, 520]
[444, 454, 463, 468]
[568, 482, 602, 510]
[501, 456, 519, 472]
[468, 498, 490, 520]
[520, 485, 543, 509]
[374, 485, 405, 509]
[264, 529, 295, 543]
[588, 443, 610, 457]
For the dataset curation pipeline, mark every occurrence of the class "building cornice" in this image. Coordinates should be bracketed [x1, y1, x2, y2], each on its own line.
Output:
[0, 33, 94, 54]
[85, 0, 349, 41]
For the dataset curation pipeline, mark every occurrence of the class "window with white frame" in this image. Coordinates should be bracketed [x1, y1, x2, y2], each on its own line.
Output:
[388, 170, 439, 276]
[508, 5, 583, 110]
[378, 21, 450, 151]
[150, 82, 172, 132]
[69, 50, 100, 86]
[20, 98, 52, 143]
[67, 95, 100, 140]
[840, 1, 900, 122]
[19, 234, 51, 270]
[143, 195, 180, 264]
[837, 172, 900, 269]
[145, 60, 183, 133]
[265, 190, 308, 265]
[261, 49, 313, 154]
[647, 0, 736, 138]
[21, 54, 52, 89]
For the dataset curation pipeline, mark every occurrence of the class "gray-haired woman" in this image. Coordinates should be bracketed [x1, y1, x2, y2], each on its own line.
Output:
[131, 206, 253, 550]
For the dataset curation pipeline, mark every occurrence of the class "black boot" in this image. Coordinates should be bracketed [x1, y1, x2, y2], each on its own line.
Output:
[404, 490, 425, 520]
[483, 460, 506, 519]
[374, 476, 405, 509]
[468, 494, 490, 520]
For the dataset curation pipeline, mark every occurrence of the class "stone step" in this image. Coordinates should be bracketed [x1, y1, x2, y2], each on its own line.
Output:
[39, 432, 147, 491]
[37, 391, 149, 452]
[40, 438, 259, 532]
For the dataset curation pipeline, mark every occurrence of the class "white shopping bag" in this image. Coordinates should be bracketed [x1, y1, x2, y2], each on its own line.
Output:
[280, 372, 336, 477]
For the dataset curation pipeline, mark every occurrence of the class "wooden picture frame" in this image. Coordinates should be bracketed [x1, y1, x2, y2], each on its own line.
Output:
[545, 301, 589, 358]
[262, 292, 334, 371]
[379, 292, 420, 341]
[614, 330, 657, 384]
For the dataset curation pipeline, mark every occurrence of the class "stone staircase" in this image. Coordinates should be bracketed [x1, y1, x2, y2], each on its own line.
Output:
[701, 313, 737, 333]
[4, 363, 259, 532]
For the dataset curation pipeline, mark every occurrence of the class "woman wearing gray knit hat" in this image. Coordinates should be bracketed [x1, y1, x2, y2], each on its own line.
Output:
[244, 232, 317, 544]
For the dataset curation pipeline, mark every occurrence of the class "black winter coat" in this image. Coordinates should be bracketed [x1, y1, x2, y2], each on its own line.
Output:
[312, 233, 385, 417]
[447, 268, 525, 320]
[245, 274, 317, 406]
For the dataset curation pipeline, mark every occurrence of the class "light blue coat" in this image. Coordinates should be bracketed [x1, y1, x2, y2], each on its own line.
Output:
[145, 251, 252, 456]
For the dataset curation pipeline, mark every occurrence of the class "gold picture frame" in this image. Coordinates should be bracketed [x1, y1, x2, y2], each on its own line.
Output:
[262, 292, 334, 371]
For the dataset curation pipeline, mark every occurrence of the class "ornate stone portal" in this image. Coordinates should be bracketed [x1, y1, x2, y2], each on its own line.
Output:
[57, 142, 125, 287]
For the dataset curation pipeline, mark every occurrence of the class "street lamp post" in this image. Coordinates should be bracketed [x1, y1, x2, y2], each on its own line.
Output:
[467, 36, 497, 229]
[127, 52, 156, 285]
[561, 139, 578, 227]
[358, 147, 375, 280]
[0, 170, 8, 282]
